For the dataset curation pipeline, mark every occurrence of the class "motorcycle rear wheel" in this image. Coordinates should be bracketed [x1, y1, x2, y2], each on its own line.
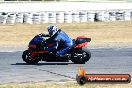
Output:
[71, 46, 91, 64]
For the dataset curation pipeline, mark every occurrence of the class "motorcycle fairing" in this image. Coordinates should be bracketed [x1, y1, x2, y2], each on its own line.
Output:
[73, 36, 91, 49]
[74, 42, 88, 49]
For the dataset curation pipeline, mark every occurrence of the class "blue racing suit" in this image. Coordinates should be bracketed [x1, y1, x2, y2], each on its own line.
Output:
[46, 29, 73, 57]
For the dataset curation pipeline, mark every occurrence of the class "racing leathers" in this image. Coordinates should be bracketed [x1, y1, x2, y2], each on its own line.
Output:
[41, 29, 73, 57]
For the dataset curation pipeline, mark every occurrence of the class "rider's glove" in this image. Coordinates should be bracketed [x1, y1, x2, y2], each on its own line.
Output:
[39, 33, 43, 37]
[39, 33, 50, 37]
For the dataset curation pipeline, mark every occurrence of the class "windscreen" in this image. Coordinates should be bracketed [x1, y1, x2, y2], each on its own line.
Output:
[29, 35, 43, 45]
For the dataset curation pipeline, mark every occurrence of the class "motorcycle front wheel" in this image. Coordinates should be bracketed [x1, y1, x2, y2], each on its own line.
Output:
[22, 50, 40, 64]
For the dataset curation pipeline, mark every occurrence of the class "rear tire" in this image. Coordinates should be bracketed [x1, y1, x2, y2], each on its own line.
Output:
[82, 46, 91, 62]
[71, 46, 91, 64]
[22, 50, 40, 64]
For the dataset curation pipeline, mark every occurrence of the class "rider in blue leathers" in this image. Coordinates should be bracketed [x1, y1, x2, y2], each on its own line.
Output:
[41, 25, 73, 57]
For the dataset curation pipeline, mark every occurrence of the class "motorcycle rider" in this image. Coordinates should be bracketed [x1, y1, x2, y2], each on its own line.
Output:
[40, 25, 73, 57]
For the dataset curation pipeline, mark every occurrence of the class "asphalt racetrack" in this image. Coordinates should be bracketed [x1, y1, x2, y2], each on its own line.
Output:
[0, 48, 132, 84]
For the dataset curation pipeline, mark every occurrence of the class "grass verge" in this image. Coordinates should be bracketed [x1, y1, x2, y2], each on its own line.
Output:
[0, 21, 132, 49]
[0, 82, 132, 88]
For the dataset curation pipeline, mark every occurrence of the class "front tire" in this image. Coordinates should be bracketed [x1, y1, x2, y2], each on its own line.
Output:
[71, 46, 91, 64]
[22, 50, 40, 64]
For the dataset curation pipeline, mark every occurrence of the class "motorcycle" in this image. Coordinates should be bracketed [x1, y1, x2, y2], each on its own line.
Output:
[22, 34, 91, 64]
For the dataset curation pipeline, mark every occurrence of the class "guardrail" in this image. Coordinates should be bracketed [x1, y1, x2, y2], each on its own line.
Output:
[0, 10, 132, 24]
[0, 2, 132, 24]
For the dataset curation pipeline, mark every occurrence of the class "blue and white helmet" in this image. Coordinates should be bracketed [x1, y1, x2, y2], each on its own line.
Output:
[47, 25, 59, 36]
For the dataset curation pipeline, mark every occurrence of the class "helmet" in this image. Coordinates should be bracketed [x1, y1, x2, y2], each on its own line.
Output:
[47, 25, 58, 36]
